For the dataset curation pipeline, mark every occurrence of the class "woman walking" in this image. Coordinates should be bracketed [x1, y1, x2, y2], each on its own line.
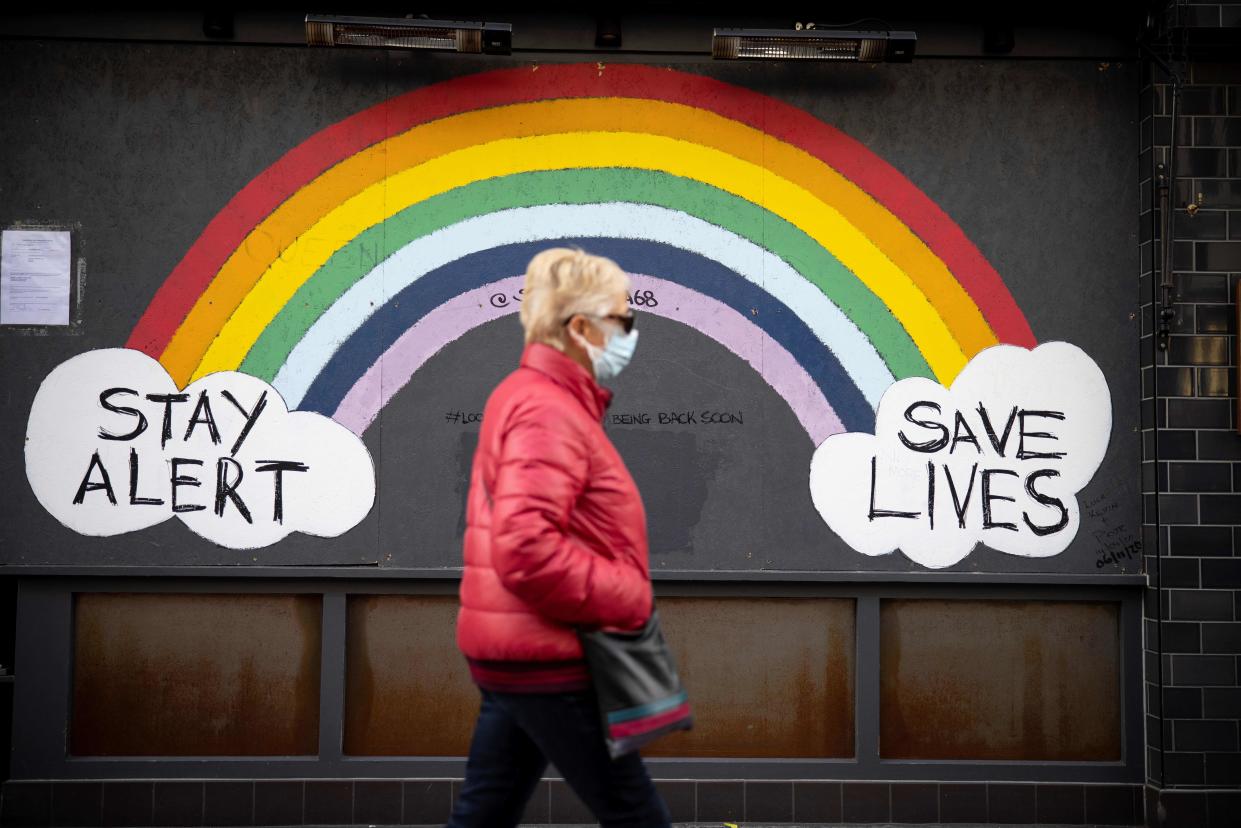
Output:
[446, 247, 671, 828]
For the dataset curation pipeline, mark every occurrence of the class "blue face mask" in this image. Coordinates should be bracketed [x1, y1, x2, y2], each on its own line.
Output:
[573, 318, 639, 381]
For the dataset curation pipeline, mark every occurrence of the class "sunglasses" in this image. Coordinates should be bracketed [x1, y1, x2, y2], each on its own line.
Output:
[563, 309, 636, 335]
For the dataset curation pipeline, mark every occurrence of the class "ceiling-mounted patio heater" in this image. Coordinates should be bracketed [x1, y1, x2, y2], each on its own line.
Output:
[305, 14, 512, 55]
[712, 27, 916, 62]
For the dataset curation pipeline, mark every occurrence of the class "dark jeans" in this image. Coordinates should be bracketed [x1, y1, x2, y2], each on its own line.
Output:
[446, 687, 672, 828]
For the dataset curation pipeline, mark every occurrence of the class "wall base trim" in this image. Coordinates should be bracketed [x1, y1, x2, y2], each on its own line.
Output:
[0, 778, 1151, 826]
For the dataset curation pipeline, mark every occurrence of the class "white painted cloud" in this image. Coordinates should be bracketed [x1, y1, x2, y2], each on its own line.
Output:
[25, 348, 375, 550]
[810, 342, 1112, 569]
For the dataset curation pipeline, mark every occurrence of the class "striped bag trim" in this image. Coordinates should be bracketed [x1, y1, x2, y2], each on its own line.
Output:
[608, 701, 693, 739]
[606, 690, 690, 725]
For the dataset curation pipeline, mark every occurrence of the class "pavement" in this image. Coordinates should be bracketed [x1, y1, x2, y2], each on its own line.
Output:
[528, 824, 1140, 828]
[268, 824, 1142, 828]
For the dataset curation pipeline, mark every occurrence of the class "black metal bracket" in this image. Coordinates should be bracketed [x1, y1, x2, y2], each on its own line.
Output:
[1156, 161, 1175, 352]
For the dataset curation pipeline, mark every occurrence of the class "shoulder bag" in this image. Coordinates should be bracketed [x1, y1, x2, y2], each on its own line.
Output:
[577, 607, 694, 759]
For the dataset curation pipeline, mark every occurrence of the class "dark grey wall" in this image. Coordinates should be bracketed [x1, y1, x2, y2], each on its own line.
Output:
[0, 40, 1140, 575]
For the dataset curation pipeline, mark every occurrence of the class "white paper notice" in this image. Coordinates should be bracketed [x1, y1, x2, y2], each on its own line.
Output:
[2, 230, 71, 325]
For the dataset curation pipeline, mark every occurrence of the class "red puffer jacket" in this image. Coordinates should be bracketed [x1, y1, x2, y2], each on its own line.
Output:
[457, 342, 653, 690]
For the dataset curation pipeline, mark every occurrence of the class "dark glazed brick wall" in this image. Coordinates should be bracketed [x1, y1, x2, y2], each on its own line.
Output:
[1140, 9, 1241, 823]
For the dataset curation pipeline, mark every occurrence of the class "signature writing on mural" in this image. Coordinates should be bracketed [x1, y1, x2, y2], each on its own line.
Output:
[488, 288, 659, 309]
[1094, 530, 1141, 568]
[868, 401, 1071, 535]
[1083, 490, 1121, 519]
[443, 409, 744, 425]
[1084, 491, 1140, 568]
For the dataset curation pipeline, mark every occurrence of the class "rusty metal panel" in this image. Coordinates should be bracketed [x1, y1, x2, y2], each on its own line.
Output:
[71, 593, 321, 756]
[344, 596, 852, 758]
[880, 598, 1120, 761]
[645, 597, 855, 758]
[343, 595, 476, 756]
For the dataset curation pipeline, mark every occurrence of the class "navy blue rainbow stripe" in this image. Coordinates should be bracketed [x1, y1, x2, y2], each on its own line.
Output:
[298, 238, 875, 433]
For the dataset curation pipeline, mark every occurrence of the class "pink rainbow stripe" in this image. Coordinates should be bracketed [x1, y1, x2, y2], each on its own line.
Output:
[332, 274, 844, 444]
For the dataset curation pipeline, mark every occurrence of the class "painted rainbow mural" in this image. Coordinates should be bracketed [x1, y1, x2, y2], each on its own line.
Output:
[126, 64, 1036, 445]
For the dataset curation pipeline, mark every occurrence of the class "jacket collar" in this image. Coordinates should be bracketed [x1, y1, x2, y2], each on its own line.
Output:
[520, 342, 613, 421]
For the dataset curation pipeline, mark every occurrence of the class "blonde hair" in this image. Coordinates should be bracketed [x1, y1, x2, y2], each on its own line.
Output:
[519, 247, 630, 349]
